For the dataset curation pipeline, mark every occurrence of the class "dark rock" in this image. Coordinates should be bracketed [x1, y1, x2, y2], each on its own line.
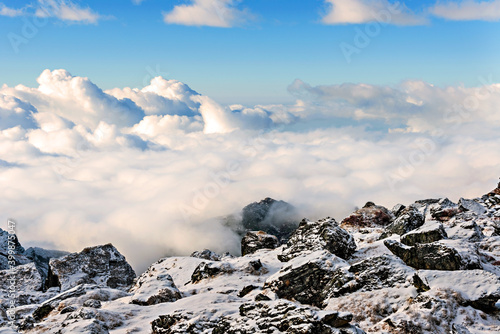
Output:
[238, 285, 258, 297]
[391, 204, 406, 218]
[47, 244, 136, 292]
[384, 240, 481, 270]
[341, 203, 393, 229]
[241, 198, 300, 243]
[381, 206, 424, 237]
[254, 293, 271, 301]
[241, 231, 279, 256]
[412, 274, 430, 292]
[33, 303, 55, 321]
[82, 299, 102, 308]
[190, 249, 221, 261]
[278, 218, 356, 262]
[60, 305, 77, 314]
[191, 262, 234, 283]
[400, 223, 448, 246]
[265, 251, 347, 308]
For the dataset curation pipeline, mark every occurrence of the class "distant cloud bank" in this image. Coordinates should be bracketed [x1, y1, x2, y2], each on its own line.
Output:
[1, 69, 499, 270]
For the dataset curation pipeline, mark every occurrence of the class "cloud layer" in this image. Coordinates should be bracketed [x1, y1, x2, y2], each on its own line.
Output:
[1, 69, 499, 271]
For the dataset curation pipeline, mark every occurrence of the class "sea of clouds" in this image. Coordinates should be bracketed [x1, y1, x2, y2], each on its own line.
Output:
[1, 69, 499, 271]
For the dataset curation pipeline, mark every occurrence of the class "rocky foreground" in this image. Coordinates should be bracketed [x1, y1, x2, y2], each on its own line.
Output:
[1, 185, 500, 333]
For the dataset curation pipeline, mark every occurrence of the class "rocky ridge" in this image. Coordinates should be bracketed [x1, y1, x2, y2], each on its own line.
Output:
[0, 184, 499, 333]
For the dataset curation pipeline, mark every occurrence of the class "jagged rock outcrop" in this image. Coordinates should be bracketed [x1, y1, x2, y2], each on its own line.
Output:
[278, 218, 356, 262]
[381, 205, 425, 237]
[23, 247, 69, 283]
[265, 250, 348, 307]
[384, 240, 481, 270]
[429, 198, 459, 222]
[0, 263, 48, 307]
[240, 197, 300, 243]
[0, 228, 30, 270]
[400, 222, 448, 246]
[129, 259, 182, 305]
[341, 202, 393, 229]
[48, 244, 136, 292]
[190, 249, 221, 261]
[241, 231, 280, 256]
[331, 255, 415, 297]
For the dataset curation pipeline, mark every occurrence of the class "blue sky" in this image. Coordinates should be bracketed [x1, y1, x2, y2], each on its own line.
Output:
[1, 0, 499, 105]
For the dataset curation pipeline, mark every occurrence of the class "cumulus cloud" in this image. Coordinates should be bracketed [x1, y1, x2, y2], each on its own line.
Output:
[163, 0, 251, 27]
[35, 0, 105, 24]
[430, 0, 500, 21]
[1, 69, 500, 272]
[322, 0, 426, 25]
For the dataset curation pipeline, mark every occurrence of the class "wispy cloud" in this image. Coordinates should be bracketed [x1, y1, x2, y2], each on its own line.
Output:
[0, 3, 25, 17]
[36, 0, 105, 24]
[430, 0, 500, 21]
[163, 0, 251, 28]
[322, 0, 426, 25]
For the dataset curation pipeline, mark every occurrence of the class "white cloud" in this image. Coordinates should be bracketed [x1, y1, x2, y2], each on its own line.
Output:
[430, 0, 500, 21]
[36, 0, 104, 24]
[163, 0, 251, 27]
[0, 3, 24, 17]
[322, 0, 426, 25]
[1, 69, 500, 272]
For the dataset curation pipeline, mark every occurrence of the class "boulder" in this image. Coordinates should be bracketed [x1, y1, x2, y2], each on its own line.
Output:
[278, 218, 356, 262]
[129, 261, 182, 306]
[265, 250, 348, 307]
[241, 231, 279, 256]
[191, 261, 234, 283]
[381, 205, 424, 237]
[341, 202, 393, 229]
[190, 249, 221, 261]
[400, 222, 447, 246]
[459, 198, 487, 215]
[48, 244, 136, 292]
[384, 240, 481, 270]
[429, 198, 459, 222]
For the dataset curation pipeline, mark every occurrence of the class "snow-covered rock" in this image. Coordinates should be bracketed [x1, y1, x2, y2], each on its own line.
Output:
[400, 222, 448, 246]
[265, 250, 349, 307]
[241, 230, 280, 256]
[381, 205, 424, 237]
[384, 240, 481, 270]
[279, 218, 356, 262]
[129, 259, 182, 306]
[341, 202, 393, 229]
[47, 244, 136, 292]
